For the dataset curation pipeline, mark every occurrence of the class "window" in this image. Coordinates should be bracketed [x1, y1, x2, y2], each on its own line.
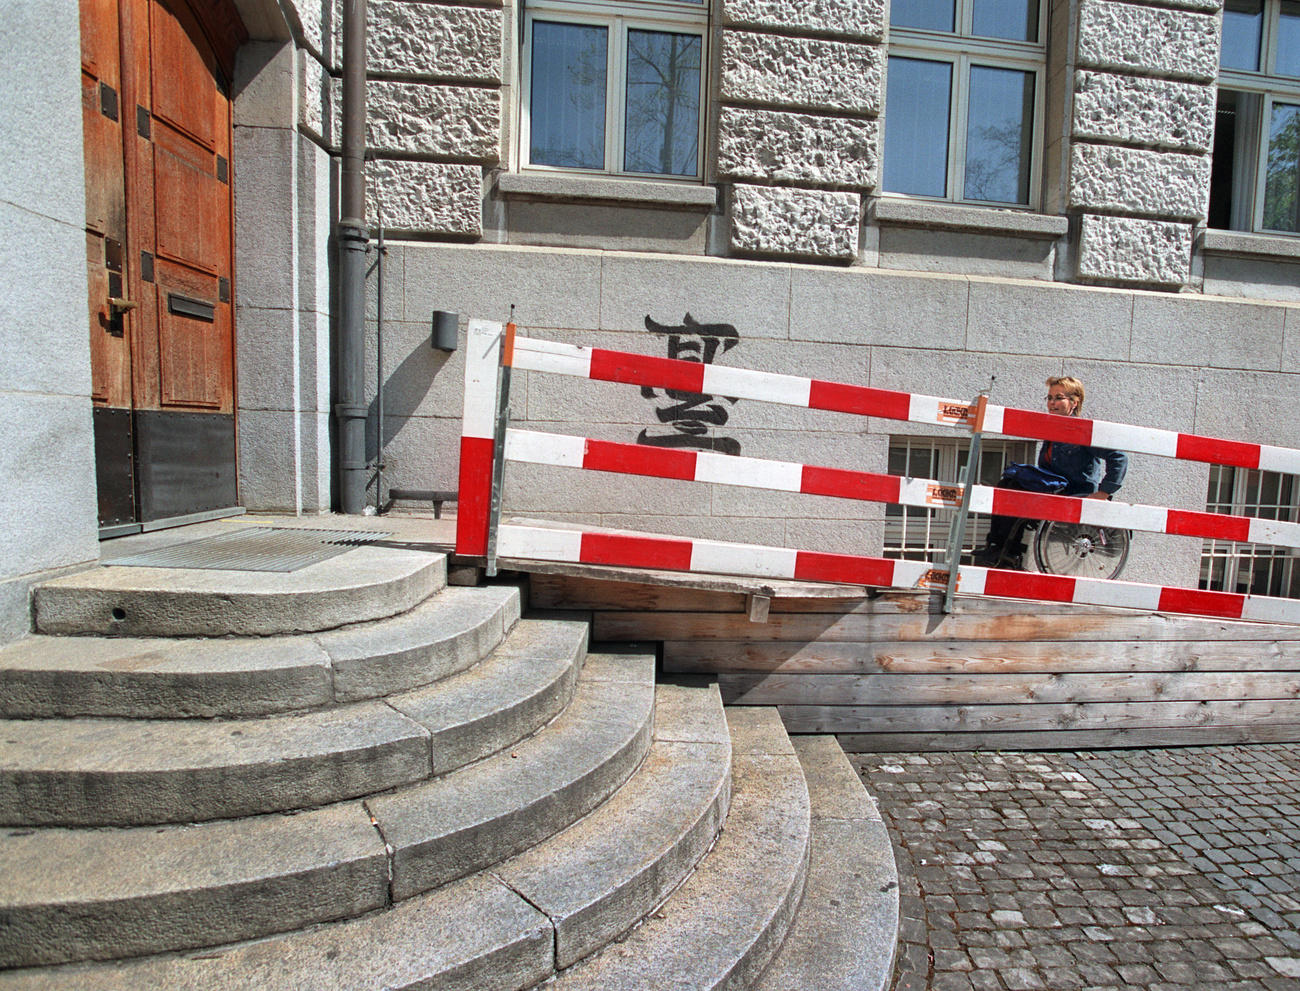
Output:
[1199, 466, 1300, 598]
[1210, 0, 1300, 233]
[882, 0, 1046, 207]
[521, 0, 706, 179]
[884, 437, 1035, 562]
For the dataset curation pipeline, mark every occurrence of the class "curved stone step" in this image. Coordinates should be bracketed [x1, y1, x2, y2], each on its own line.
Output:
[0, 584, 521, 719]
[495, 682, 731, 969]
[0, 680, 726, 988]
[0, 617, 586, 828]
[543, 706, 811, 991]
[371, 648, 656, 900]
[31, 546, 446, 637]
[752, 735, 900, 991]
[0, 647, 651, 966]
[0, 873, 553, 991]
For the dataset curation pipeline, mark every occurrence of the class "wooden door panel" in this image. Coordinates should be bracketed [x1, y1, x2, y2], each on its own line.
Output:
[155, 258, 229, 410]
[149, 0, 217, 148]
[151, 129, 222, 271]
[82, 0, 133, 411]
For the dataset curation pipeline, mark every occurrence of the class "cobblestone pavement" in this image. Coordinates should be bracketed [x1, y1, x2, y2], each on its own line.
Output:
[852, 746, 1300, 991]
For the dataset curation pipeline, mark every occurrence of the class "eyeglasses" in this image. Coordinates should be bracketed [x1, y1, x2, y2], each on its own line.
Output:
[1045, 394, 1074, 403]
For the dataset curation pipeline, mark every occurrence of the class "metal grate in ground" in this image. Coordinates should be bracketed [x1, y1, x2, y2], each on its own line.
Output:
[103, 528, 391, 573]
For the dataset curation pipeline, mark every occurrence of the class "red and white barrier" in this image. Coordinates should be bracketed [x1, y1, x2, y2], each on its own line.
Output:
[504, 429, 1300, 551]
[511, 335, 1300, 475]
[496, 522, 1300, 625]
[456, 321, 1300, 626]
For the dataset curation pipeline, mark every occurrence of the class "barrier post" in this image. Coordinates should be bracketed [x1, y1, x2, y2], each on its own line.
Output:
[484, 319, 517, 576]
[943, 391, 990, 613]
[455, 319, 505, 561]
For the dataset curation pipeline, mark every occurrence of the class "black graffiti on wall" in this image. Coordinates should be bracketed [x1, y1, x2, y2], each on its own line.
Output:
[638, 313, 741, 455]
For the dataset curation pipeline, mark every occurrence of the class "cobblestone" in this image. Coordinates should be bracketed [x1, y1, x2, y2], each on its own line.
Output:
[853, 746, 1300, 990]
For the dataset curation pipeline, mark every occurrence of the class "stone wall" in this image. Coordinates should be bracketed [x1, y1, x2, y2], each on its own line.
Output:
[715, 0, 884, 260]
[1067, 0, 1221, 287]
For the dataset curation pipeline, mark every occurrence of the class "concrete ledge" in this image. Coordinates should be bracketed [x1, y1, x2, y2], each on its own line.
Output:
[871, 198, 1068, 239]
[495, 172, 719, 210]
[1200, 228, 1300, 262]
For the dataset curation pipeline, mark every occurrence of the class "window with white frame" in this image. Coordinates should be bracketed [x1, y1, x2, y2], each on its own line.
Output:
[882, 0, 1047, 207]
[520, 0, 706, 179]
[1199, 466, 1300, 598]
[884, 436, 1036, 561]
[1210, 0, 1300, 233]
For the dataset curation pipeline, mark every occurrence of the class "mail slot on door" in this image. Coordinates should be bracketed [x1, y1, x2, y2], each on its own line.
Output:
[167, 293, 216, 322]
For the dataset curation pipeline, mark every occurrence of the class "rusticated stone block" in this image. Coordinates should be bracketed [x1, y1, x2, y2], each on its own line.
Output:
[721, 32, 882, 115]
[1069, 143, 1210, 220]
[717, 108, 878, 188]
[368, 82, 499, 160]
[1072, 71, 1215, 152]
[290, 0, 331, 62]
[298, 54, 332, 143]
[367, 160, 482, 236]
[730, 184, 860, 259]
[369, 1, 502, 82]
[1077, 214, 1192, 286]
[720, 0, 885, 41]
[1077, 0, 1219, 82]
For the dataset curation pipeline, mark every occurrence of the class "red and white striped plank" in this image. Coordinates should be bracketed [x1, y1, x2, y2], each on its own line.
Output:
[495, 522, 1300, 626]
[504, 429, 1300, 551]
[510, 335, 1300, 476]
[455, 319, 505, 557]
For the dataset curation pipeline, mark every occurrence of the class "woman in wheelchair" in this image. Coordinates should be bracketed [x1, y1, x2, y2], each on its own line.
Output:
[974, 376, 1128, 571]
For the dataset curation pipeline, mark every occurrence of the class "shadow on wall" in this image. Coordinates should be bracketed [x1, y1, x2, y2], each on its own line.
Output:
[365, 345, 455, 462]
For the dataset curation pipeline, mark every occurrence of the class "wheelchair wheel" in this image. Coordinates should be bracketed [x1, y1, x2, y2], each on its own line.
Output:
[1033, 521, 1130, 580]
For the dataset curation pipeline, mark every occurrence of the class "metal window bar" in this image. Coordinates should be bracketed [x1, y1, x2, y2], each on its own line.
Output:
[1200, 465, 1300, 598]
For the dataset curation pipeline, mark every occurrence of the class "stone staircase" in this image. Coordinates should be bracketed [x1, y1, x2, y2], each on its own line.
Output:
[0, 522, 898, 990]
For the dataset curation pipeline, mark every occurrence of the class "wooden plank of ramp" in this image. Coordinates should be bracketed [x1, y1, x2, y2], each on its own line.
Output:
[778, 698, 1300, 735]
[836, 723, 1300, 752]
[595, 609, 1297, 644]
[719, 671, 1300, 706]
[663, 639, 1300, 675]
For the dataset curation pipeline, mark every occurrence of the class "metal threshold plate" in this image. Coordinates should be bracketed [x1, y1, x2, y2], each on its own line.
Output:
[104, 528, 392, 573]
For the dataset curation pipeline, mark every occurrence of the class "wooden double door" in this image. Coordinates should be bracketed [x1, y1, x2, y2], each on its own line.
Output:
[81, 0, 244, 529]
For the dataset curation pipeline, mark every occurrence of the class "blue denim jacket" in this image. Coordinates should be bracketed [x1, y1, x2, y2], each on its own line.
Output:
[1038, 441, 1128, 496]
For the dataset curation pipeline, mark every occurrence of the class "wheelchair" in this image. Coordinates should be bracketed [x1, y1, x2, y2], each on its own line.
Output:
[986, 517, 1131, 580]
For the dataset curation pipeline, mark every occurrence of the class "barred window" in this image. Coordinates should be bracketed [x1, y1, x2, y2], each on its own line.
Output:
[884, 436, 1036, 561]
[1199, 465, 1300, 597]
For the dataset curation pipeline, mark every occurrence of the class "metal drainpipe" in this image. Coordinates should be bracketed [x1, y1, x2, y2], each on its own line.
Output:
[336, 0, 369, 514]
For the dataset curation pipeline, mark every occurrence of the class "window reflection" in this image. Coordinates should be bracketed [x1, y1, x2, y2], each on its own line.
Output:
[530, 22, 608, 169]
[1278, 0, 1300, 76]
[1263, 101, 1300, 231]
[1222, 0, 1264, 71]
[964, 65, 1034, 204]
[971, 0, 1038, 41]
[624, 29, 701, 176]
[883, 57, 952, 197]
[890, 0, 956, 32]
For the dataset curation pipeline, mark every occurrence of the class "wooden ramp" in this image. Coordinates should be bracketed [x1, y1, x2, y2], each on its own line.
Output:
[524, 566, 1300, 752]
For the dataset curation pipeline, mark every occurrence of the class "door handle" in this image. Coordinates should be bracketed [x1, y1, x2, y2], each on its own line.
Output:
[109, 297, 138, 313]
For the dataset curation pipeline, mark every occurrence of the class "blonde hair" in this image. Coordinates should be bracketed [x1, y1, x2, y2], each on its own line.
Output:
[1046, 376, 1084, 414]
